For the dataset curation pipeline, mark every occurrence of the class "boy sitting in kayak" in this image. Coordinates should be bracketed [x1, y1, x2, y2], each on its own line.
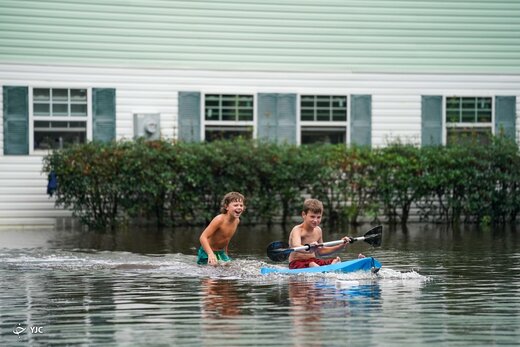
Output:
[288, 198, 362, 269]
[197, 192, 245, 266]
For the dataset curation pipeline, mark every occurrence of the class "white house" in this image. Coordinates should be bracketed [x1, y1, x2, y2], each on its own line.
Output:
[1, 0, 519, 225]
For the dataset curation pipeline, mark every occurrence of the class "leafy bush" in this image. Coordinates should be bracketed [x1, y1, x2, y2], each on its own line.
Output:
[43, 136, 520, 230]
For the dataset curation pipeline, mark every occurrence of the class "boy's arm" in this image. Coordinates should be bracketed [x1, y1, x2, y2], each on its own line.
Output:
[316, 231, 349, 256]
[288, 228, 301, 248]
[199, 216, 222, 266]
[289, 228, 310, 254]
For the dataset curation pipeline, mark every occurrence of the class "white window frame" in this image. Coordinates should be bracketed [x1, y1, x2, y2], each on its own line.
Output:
[29, 87, 92, 154]
[298, 94, 350, 145]
[200, 92, 256, 141]
[443, 95, 494, 145]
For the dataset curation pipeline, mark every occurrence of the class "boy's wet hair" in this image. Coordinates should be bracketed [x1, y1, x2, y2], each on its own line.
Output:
[303, 198, 323, 214]
[221, 192, 245, 213]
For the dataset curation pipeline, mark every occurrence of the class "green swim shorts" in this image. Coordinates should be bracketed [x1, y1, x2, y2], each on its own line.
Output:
[197, 247, 232, 265]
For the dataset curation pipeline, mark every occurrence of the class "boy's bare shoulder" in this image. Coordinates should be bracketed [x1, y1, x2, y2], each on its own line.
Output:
[208, 213, 225, 227]
[212, 213, 225, 221]
[288, 224, 303, 235]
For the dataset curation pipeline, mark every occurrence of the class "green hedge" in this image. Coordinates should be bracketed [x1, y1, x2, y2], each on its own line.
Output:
[43, 137, 520, 230]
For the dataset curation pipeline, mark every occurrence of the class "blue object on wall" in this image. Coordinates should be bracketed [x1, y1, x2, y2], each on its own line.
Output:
[47, 171, 58, 196]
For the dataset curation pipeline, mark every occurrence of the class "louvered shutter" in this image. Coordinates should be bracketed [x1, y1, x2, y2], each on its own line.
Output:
[92, 88, 116, 143]
[178, 92, 201, 142]
[421, 95, 443, 147]
[350, 95, 372, 147]
[257, 93, 297, 144]
[495, 96, 516, 140]
[3, 86, 29, 155]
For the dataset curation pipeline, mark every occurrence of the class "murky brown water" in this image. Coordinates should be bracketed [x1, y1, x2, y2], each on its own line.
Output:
[1, 224, 519, 346]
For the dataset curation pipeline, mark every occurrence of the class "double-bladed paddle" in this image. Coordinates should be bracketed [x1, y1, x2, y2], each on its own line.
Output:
[266, 225, 383, 262]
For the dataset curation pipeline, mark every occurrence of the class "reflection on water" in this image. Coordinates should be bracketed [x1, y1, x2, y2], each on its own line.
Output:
[0, 224, 519, 346]
[289, 280, 325, 345]
[287, 279, 385, 347]
[202, 278, 244, 318]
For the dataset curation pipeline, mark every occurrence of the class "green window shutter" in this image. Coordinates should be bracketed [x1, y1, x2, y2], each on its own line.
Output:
[92, 88, 116, 143]
[495, 96, 516, 140]
[178, 91, 201, 142]
[421, 95, 443, 147]
[257, 93, 277, 142]
[3, 86, 29, 155]
[257, 93, 297, 144]
[350, 95, 372, 147]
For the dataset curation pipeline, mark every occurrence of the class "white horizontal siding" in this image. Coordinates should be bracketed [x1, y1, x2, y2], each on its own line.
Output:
[3, 63, 519, 146]
[1, 0, 520, 73]
[372, 94, 422, 147]
[1, 63, 520, 224]
[0, 155, 70, 225]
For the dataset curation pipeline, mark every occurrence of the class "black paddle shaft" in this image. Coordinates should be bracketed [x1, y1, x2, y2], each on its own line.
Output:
[266, 225, 383, 262]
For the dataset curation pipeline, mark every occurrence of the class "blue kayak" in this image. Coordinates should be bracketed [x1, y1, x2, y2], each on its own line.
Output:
[260, 257, 381, 275]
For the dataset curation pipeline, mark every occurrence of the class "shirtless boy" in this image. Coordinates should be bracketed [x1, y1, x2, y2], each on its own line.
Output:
[197, 192, 245, 266]
[288, 198, 351, 269]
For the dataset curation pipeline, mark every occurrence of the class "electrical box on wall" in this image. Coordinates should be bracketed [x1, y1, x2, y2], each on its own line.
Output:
[134, 113, 160, 140]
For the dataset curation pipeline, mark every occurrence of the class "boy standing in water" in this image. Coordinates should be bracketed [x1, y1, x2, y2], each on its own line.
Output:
[197, 192, 245, 266]
[288, 198, 358, 269]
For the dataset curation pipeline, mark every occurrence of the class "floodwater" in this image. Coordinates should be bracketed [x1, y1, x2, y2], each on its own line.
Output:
[0, 223, 519, 346]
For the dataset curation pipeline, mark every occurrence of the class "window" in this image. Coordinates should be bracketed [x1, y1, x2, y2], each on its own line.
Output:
[445, 96, 492, 145]
[204, 94, 254, 141]
[300, 95, 348, 144]
[32, 88, 89, 150]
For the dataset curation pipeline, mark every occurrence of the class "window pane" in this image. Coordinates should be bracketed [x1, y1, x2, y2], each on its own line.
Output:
[477, 110, 492, 123]
[221, 96, 237, 108]
[237, 95, 253, 107]
[477, 97, 492, 110]
[301, 96, 314, 108]
[238, 109, 253, 121]
[332, 109, 347, 121]
[34, 130, 86, 150]
[70, 89, 87, 101]
[53, 103, 68, 116]
[301, 129, 346, 144]
[34, 121, 51, 128]
[205, 95, 220, 108]
[205, 128, 252, 142]
[34, 88, 50, 101]
[446, 127, 492, 146]
[52, 89, 68, 101]
[221, 108, 236, 121]
[476, 97, 492, 123]
[316, 96, 330, 108]
[332, 96, 347, 108]
[69, 121, 87, 128]
[461, 97, 476, 110]
[34, 103, 50, 116]
[316, 109, 330, 121]
[301, 109, 314, 121]
[205, 107, 220, 121]
[461, 110, 475, 123]
[446, 109, 460, 123]
[71, 104, 87, 116]
[50, 121, 69, 128]
[446, 97, 460, 109]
